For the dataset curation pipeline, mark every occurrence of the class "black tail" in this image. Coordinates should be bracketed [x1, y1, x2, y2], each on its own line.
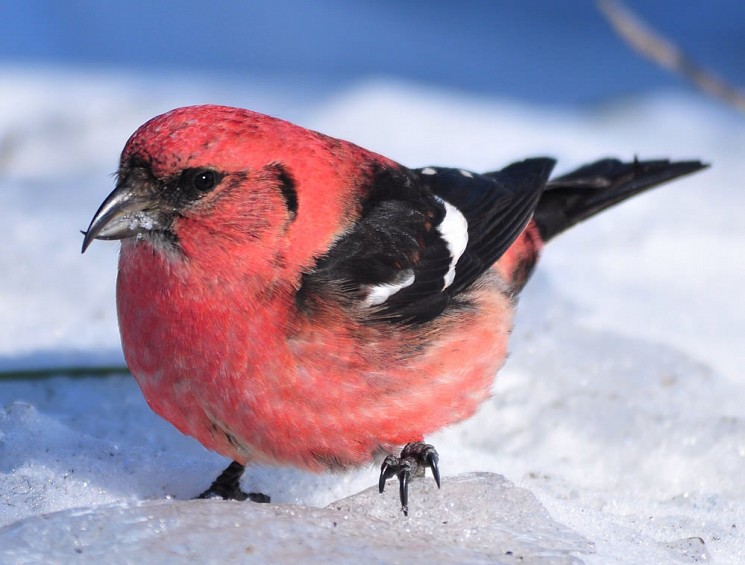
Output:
[534, 158, 708, 242]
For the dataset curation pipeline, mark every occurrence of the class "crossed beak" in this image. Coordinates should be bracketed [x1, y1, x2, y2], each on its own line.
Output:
[81, 179, 163, 253]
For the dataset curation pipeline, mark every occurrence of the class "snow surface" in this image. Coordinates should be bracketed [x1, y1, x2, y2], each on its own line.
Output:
[1, 67, 744, 563]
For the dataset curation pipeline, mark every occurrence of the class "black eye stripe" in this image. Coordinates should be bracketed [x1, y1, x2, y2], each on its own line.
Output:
[265, 163, 298, 220]
[276, 168, 298, 217]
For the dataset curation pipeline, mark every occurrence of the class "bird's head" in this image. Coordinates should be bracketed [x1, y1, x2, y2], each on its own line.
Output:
[82, 105, 386, 279]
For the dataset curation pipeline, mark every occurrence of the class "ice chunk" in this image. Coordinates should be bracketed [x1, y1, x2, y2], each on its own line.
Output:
[660, 537, 711, 563]
[0, 473, 593, 564]
[332, 472, 594, 562]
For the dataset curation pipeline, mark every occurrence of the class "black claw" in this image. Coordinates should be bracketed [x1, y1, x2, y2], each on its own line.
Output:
[427, 451, 441, 489]
[196, 460, 271, 503]
[379, 456, 396, 493]
[377, 441, 440, 515]
[399, 470, 410, 516]
[247, 492, 271, 503]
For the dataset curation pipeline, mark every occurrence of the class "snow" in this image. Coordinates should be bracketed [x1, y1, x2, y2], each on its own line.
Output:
[1, 67, 744, 563]
[1, 472, 594, 563]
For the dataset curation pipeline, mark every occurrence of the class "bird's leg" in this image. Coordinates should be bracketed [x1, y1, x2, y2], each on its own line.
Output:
[196, 460, 270, 503]
[378, 441, 441, 516]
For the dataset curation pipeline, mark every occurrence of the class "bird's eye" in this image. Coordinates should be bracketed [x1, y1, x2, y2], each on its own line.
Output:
[193, 170, 217, 191]
[178, 168, 222, 195]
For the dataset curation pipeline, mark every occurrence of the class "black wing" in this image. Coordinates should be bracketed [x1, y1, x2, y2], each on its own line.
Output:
[300, 159, 554, 324]
[434, 158, 555, 296]
[535, 158, 706, 242]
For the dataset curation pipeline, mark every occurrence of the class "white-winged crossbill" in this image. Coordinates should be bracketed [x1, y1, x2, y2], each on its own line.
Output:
[83, 105, 704, 514]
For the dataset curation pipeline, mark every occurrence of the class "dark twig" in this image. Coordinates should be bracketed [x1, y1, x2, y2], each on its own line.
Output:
[597, 0, 745, 113]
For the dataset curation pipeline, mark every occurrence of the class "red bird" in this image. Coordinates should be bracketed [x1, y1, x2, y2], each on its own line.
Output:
[83, 105, 704, 514]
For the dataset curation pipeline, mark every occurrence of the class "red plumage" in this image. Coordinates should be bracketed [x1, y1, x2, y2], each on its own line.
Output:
[83, 105, 705, 511]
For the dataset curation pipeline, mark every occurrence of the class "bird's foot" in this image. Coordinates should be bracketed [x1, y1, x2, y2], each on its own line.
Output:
[195, 460, 270, 503]
[378, 441, 441, 516]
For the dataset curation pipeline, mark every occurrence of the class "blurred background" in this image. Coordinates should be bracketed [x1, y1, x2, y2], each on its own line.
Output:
[1, 0, 743, 372]
[2, 3, 745, 560]
[2, 0, 744, 105]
